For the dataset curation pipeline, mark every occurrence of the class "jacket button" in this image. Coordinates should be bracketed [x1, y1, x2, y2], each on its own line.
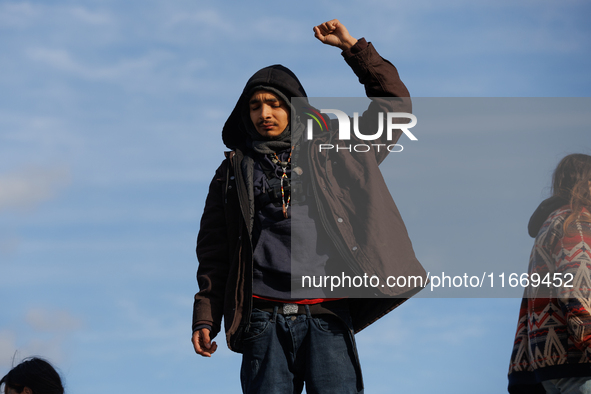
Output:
[352, 246, 358, 251]
[230, 176, 235, 180]
[337, 218, 343, 223]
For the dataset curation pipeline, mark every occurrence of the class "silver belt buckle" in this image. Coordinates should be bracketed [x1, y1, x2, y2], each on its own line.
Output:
[282, 303, 298, 315]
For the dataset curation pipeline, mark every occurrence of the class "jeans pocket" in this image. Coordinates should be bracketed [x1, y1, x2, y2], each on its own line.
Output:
[242, 309, 271, 342]
[313, 314, 349, 335]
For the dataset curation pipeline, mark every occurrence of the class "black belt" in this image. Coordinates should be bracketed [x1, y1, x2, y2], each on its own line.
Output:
[252, 298, 348, 316]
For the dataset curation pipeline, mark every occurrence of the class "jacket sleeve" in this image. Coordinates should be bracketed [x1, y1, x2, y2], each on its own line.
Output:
[192, 159, 231, 338]
[342, 38, 410, 99]
[555, 218, 591, 357]
[340, 38, 413, 164]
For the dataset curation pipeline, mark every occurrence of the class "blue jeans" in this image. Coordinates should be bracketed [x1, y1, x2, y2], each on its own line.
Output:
[542, 378, 591, 394]
[240, 306, 363, 394]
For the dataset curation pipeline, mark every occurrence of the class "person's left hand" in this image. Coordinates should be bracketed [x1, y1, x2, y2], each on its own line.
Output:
[313, 19, 358, 50]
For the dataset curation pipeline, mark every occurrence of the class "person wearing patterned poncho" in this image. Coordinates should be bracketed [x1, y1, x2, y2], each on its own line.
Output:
[508, 154, 591, 394]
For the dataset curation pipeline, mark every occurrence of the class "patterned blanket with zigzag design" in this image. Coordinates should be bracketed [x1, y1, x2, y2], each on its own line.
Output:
[508, 207, 591, 393]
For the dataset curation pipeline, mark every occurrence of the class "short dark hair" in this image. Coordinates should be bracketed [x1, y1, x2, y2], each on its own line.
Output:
[0, 357, 64, 394]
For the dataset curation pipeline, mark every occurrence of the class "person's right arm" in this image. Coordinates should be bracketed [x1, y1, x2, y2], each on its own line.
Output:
[191, 160, 232, 357]
[192, 327, 218, 357]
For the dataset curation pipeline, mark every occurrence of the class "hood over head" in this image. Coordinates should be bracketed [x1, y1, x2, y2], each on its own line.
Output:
[222, 64, 308, 150]
[527, 195, 569, 237]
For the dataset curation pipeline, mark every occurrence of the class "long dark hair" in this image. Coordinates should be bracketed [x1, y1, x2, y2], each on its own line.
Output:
[552, 153, 591, 232]
[0, 358, 64, 394]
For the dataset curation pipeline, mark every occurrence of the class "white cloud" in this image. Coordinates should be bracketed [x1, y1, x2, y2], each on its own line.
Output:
[0, 330, 18, 367]
[0, 2, 40, 28]
[164, 9, 308, 44]
[0, 308, 83, 369]
[25, 47, 173, 81]
[365, 0, 583, 11]
[69, 6, 112, 25]
[25, 47, 79, 72]
[0, 166, 70, 211]
[166, 8, 233, 32]
[250, 17, 308, 43]
[25, 308, 83, 332]
[0, 326, 75, 370]
[0, 235, 20, 257]
[0, 3, 113, 29]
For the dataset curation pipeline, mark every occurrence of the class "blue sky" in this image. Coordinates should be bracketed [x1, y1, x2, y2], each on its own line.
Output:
[1, 0, 590, 393]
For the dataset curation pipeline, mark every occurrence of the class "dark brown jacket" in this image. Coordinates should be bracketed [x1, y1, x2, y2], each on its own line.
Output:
[193, 39, 426, 352]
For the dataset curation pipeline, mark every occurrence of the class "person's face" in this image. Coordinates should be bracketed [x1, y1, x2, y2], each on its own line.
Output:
[249, 90, 289, 138]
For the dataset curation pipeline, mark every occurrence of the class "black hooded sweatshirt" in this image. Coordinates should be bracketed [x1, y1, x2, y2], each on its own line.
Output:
[223, 63, 340, 300]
